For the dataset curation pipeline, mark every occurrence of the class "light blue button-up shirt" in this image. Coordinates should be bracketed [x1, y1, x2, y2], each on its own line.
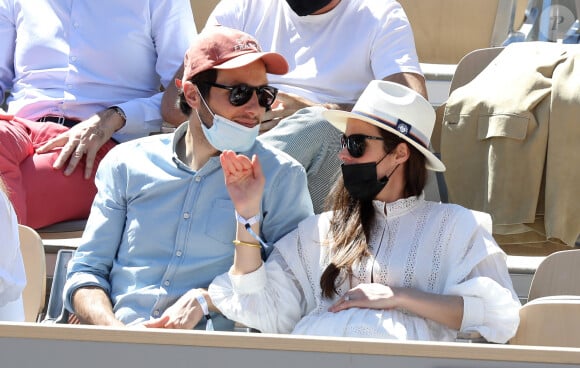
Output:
[64, 123, 313, 327]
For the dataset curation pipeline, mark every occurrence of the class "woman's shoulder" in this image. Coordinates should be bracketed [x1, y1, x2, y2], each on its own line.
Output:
[276, 212, 332, 250]
[428, 201, 493, 233]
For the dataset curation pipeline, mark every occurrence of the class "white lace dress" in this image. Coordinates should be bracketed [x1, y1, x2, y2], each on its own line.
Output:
[209, 197, 521, 342]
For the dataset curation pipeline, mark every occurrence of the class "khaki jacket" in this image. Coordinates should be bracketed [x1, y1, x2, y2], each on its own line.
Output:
[441, 42, 580, 246]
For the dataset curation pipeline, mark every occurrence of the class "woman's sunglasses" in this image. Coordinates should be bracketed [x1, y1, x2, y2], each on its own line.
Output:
[203, 82, 278, 108]
[340, 134, 384, 158]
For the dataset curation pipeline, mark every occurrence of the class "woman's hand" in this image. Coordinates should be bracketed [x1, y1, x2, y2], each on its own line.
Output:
[220, 150, 265, 218]
[142, 289, 205, 329]
[328, 283, 464, 330]
[328, 283, 399, 313]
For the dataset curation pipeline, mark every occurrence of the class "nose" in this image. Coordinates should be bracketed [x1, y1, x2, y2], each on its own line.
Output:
[338, 146, 354, 163]
[243, 90, 262, 118]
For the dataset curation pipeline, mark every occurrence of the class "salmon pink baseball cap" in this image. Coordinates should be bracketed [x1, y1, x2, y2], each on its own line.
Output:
[181, 26, 288, 84]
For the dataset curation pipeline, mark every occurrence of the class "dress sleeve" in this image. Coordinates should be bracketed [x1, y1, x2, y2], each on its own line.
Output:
[442, 209, 521, 343]
[0, 191, 26, 307]
[446, 249, 521, 343]
[209, 246, 306, 333]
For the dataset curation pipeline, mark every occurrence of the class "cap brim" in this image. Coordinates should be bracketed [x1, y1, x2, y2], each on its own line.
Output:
[323, 110, 446, 172]
[214, 52, 289, 75]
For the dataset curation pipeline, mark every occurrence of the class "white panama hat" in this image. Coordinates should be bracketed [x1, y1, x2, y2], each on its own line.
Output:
[323, 80, 446, 172]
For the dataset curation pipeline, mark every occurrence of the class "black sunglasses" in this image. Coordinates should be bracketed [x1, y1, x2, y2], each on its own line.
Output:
[203, 82, 278, 108]
[341, 134, 385, 158]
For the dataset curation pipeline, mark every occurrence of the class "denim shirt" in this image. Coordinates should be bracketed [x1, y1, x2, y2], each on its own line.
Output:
[63, 123, 313, 326]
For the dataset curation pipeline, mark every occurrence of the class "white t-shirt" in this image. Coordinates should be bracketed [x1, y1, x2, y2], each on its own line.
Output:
[0, 190, 26, 321]
[207, 0, 422, 104]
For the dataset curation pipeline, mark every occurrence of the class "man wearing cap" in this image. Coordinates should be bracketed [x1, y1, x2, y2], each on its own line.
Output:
[161, 0, 426, 214]
[209, 80, 520, 343]
[161, 0, 427, 213]
[63, 26, 313, 330]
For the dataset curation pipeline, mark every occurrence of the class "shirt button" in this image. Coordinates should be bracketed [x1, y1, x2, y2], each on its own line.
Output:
[183, 212, 190, 219]
[195, 176, 201, 182]
[73, 22, 79, 28]
[71, 56, 77, 62]
[164, 280, 170, 286]
[153, 310, 160, 317]
[176, 250, 182, 257]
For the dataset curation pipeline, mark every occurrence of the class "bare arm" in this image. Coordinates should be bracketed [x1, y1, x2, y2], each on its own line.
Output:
[72, 286, 125, 327]
[161, 64, 188, 126]
[141, 288, 210, 329]
[383, 72, 428, 100]
[220, 151, 264, 275]
[262, 72, 428, 132]
[395, 287, 463, 330]
[329, 283, 463, 330]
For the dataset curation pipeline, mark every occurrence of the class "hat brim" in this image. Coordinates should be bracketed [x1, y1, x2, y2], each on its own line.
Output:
[214, 52, 289, 75]
[324, 110, 446, 172]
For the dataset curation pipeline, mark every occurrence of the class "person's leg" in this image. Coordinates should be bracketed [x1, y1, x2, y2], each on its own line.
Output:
[0, 115, 35, 223]
[20, 120, 117, 228]
[258, 106, 341, 214]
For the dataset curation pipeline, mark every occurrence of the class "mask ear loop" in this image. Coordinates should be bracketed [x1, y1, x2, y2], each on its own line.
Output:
[375, 153, 389, 184]
[194, 85, 216, 129]
[196, 86, 216, 117]
[376, 150, 400, 183]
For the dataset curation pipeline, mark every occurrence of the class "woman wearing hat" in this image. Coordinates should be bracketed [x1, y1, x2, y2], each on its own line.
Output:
[210, 80, 520, 342]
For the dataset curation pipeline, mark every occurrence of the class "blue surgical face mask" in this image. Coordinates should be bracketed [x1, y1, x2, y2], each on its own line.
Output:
[196, 90, 259, 152]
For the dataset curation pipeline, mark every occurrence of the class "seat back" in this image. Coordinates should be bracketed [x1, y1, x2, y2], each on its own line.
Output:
[18, 225, 46, 322]
[43, 249, 75, 323]
[399, 0, 514, 64]
[527, 249, 580, 301]
[510, 249, 580, 347]
[510, 296, 580, 347]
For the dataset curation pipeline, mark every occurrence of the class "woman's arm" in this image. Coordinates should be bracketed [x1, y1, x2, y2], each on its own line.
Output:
[328, 283, 464, 330]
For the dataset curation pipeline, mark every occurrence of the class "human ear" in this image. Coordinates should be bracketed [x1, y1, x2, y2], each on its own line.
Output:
[182, 81, 201, 109]
[393, 142, 411, 164]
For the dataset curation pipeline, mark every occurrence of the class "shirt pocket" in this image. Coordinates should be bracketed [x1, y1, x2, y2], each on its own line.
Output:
[204, 198, 236, 244]
[477, 114, 530, 141]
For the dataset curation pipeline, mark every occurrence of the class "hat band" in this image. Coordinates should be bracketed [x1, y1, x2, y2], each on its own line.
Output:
[353, 110, 429, 149]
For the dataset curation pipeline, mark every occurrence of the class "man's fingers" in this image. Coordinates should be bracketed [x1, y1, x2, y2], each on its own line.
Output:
[63, 143, 86, 175]
[51, 139, 79, 169]
[37, 135, 68, 153]
[251, 154, 263, 180]
[83, 148, 98, 179]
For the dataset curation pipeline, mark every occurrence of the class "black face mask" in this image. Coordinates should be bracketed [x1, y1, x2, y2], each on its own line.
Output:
[341, 162, 387, 202]
[286, 0, 333, 16]
[341, 159, 400, 202]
